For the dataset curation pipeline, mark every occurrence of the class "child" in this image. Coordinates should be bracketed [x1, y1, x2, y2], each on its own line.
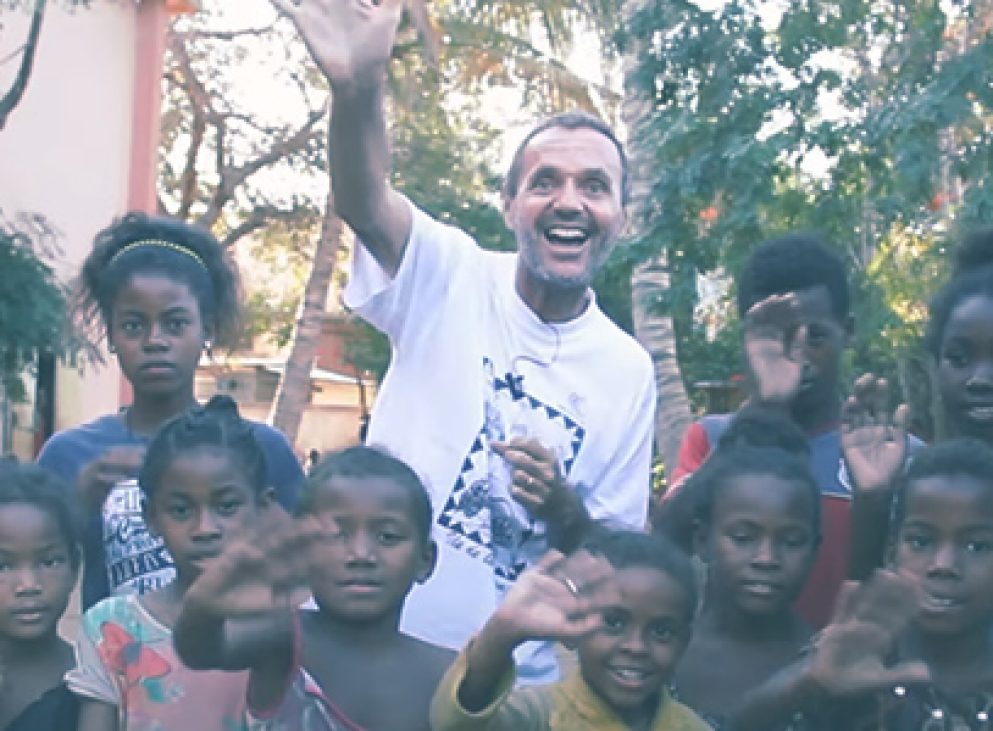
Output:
[841, 228, 993, 578]
[670, 233, 854, 629]
[37, 213, 303, 610]
[430, 529, 710, 731]
[68, 396, 282, 730]
[662, 444, 821, 729]
[0, 462, 81, 731]
[730, 439, 993, 730]
[927, 227, 993, 444]
[174, 445, 456, 731]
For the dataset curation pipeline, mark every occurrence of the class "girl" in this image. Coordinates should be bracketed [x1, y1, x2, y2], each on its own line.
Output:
[927, 228, 993, 444]
[430, 529, 709, 731]
[731, 439, 993, 730]
[0, 462, 81, 731]
[67, 396, 285, 730]
[37, 213, 302, 610]
[661, 444, 821, 729]
[174, 446, 455, 731]
[841, 227, 993, 578]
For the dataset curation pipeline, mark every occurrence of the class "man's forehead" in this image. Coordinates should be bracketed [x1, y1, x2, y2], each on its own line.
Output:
[520, 126, 623, 177]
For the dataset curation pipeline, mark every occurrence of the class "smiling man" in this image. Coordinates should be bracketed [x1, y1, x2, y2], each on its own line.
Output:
[274, 0, 655, 683]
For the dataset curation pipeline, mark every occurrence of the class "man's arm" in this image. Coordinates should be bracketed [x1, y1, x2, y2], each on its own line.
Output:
[274, 0, 412, 275]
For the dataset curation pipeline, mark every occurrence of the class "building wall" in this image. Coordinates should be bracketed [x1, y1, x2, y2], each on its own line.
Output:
[0, 2, 167, 455]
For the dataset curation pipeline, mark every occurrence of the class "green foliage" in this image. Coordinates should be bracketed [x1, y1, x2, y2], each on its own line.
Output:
[0, 231, 65, 400]
[624, 0, 993, 412]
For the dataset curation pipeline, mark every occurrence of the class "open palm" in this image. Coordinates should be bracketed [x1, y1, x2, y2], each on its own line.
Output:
[493, 551, 619, 644]
[809, 573, 929, 696]
[272, 0, 404, 86]
[743, 294, 805, 405]
[186, 514, 313, 618]
[841, 374, 908, 495]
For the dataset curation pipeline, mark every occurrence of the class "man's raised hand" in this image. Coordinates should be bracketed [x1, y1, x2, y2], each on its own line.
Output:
[270, 0, 404, 88]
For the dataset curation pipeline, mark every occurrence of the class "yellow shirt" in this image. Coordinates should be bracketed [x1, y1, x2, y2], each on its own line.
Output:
[430, 648, 713, 731]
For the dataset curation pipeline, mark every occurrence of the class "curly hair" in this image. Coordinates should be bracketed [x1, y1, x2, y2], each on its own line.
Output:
[737, 232, 850, 322]
[0, 461, 83, 568]
[301, 446, 432, 543]
[139, 395, 267, 504]
[74, 213, 243, 349]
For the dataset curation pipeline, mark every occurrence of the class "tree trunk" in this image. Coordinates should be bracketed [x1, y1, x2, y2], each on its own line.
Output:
[620, 0, 693, 471]
[630, 259, 694, 470]
[267, 189, 343, 444]
[0, 0, 47, 131]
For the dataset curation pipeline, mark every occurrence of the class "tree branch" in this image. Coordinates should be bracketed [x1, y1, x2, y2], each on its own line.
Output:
[198, 103, 327, 230]
[0, 0, 47, 131]
[173, 24, 277, 42]
[218, 205, 313, 248]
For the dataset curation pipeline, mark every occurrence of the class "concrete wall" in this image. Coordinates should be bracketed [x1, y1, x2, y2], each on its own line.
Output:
[0, 2, 167, 455]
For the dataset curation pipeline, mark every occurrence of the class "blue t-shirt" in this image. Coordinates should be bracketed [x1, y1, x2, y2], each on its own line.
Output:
[37, 412, 303, 610]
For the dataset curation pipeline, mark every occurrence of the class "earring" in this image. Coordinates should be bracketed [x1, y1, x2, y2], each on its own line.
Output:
[204, 339, 213, 354]
[108, 344, 117, 354]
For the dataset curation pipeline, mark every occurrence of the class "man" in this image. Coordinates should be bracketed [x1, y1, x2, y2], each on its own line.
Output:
[275, 0, 655, 682]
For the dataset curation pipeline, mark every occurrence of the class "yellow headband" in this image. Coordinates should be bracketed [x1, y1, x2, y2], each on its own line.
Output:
[108, 239, 208, 271]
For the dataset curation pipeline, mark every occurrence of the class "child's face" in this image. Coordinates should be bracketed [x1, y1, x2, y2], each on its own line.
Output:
[0, 503, 77, 642]
[894, 474, 993, 637]
[306, 476, 435, 623]
[789, 285, 849, 409]
[937, 294, 993, 442]
[108, 273, 207, 400]
[702, 473, 817, 617]
[577, 566, 691, 722]
[145, 447, 264, 582]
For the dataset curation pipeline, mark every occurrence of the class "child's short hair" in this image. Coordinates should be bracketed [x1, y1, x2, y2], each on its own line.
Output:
[75, 212, 242, 349]
[300, 446, 433, 542]
[924, 227, 993, 357]
[716, 405, 811, 458]
[0, 461, 82, 568]
[139, 395, 268, 502]
[892, 438, 993, 530]
[656, 445, 821, 552]
[581, 527, 698, 622]
[736, 232, 850, 322]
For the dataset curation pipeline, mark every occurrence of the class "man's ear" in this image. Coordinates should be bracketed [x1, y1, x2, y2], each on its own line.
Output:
[416, 539, 439, 584]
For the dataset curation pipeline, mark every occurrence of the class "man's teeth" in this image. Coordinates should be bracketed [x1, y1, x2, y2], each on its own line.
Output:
[546, 227, 587, 242]
[928, 596, 960, 608]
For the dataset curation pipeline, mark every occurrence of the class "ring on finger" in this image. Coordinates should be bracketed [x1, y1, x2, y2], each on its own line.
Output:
[560, 575, 581, 597]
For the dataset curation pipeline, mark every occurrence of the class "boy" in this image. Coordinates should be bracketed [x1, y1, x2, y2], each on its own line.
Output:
[671, 234, 854, 628]
[431, 529, 709, 731]
[174, 446, 455, 731]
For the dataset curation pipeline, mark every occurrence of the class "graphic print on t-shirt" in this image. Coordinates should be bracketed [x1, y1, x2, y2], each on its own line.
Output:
[103, 479, 176, 595]
[437, 358, 585, 591]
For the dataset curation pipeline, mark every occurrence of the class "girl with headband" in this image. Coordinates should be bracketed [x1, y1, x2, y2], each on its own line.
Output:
[37, 213, 303, 610]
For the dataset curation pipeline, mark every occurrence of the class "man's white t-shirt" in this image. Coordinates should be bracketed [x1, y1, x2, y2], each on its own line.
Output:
[344, 199, 655, 683]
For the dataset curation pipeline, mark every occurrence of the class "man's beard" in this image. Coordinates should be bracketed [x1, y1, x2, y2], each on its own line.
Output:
[516, 229, 614, 290]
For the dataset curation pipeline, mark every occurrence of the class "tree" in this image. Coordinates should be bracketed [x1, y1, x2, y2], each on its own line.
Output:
[622, 0, 993, 441]
[0, 230, 64, 401]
